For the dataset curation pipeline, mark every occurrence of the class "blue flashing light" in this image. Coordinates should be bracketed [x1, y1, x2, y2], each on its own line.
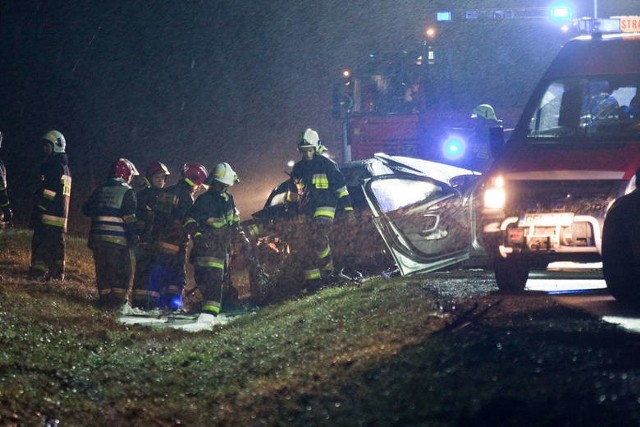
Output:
[442, 136, 466, 160]
[437, 11, 452, 22]
[548, 4, 573, 24]
[170, 296, 182, 310]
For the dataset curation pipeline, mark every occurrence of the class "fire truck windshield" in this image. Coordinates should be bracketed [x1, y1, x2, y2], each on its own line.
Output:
[348, 52, 424, 115]
[526, 75, 640, 142]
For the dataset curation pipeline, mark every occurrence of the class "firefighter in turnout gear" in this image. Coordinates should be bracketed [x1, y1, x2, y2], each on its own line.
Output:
[30, 130, 72, 281]
[183, 162, 248, 324]
[130, 161, 170, 310]
[82, 159, 139, 309]
[0, 131, 13, 225]
[287, 128, 353, 286]
[149, 162, 208, 310]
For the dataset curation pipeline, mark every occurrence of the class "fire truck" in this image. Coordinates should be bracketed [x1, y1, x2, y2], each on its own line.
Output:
[332, 6, 576, 171]
[480, 15, 640, 297]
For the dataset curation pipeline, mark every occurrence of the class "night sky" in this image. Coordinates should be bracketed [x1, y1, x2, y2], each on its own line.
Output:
[0, 0, 636, 232]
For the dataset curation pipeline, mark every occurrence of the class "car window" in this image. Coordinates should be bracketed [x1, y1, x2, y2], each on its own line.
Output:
[268, 191, 287, 208]
[526, 75, 640, 141]
[369, 178, 452, 213]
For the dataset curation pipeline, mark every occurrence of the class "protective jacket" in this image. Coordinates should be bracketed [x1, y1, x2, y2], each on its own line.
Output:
[152, 179, 195, 252]
[82, 177, 137, 308]
[32, 153, 71, 231]
[82, 177, 138, 247]
[288, 154, 353, 219]
[135, 182, 163, 241]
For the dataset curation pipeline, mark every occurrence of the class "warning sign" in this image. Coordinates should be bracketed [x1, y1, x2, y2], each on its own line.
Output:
[619, 16, 640, 33]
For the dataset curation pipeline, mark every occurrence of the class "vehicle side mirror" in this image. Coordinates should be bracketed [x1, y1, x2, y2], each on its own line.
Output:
[488, 126, 505, 157]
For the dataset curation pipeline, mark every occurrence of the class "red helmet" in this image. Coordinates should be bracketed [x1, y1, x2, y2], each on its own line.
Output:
[111, 158, 139, 181]
[181, 163, 208, 186]
[146, 161, 170, 179]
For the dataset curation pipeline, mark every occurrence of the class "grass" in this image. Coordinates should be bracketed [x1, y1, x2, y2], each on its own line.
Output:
[2, 228, 640, 426]
[0, 228, 452, 426]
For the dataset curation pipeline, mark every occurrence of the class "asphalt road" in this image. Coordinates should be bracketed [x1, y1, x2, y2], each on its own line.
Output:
[430, 264, 640, 333]
[525, 265, 640, 334]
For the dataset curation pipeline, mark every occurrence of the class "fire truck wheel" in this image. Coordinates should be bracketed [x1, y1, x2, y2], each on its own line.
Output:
[493, 255, 530, 292]
[602, 218, 640, 305]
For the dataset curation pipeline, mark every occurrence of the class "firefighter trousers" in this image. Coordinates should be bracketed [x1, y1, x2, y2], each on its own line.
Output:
[297, 215, 334, 283]
[130, 243, 160, 310]
[30, 224, 66, 280]
[193, 251, 227, 315]
[150, 248, 187, 310]
[89, 241, 134, 309]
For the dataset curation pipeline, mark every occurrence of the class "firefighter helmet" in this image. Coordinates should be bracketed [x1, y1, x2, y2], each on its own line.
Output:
[471, 104, 497, 121]
[42, 130, 66, 153]
[111, 158, 139, 181]
[146, 160, 170, 179]
[209, 162, 239, 186]
[182, 163, 209, 186]
[298, 128, 322, 151]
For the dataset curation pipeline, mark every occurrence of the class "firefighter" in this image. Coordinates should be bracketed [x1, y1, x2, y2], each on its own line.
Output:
[0, 131, 13, 225]
[287, 128, 354, 287]
[149, 162, 208, 311]
[470, 104, 502, 170]
[29, 130, 72, 282]
[82, 159, 139, 309]
[183, 162, 250, 324]
[130, 161, 170, 310]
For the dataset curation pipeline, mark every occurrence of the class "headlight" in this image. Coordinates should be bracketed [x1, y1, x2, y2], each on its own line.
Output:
[483, 175, 506, 209]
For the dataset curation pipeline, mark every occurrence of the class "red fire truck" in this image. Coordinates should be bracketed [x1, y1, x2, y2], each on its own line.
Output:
[332, 6, 576, 171]
[480, 16, 640, 297]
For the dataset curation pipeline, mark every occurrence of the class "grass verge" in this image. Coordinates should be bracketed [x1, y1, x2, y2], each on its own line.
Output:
[2, 228, 640, 426]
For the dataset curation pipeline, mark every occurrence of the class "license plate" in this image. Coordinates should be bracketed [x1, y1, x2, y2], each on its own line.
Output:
[521, 212, 574, 227]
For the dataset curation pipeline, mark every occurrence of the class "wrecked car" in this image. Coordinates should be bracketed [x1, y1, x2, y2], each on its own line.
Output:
[242, 153, 485, 298]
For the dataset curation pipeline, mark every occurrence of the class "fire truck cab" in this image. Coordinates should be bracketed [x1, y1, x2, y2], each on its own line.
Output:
[481, 17, 640, 292]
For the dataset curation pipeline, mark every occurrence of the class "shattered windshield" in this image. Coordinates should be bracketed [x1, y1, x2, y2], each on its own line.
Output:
[526, 75, 640, 143]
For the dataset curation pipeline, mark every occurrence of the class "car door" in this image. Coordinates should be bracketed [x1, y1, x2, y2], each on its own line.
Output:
[362, 174, 473, 275]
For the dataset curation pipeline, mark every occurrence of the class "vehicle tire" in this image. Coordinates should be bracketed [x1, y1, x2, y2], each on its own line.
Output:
[493, 255, 530, 292]
[602, 214, 640, 305]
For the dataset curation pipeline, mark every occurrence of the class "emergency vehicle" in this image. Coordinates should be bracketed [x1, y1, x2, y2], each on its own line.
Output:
[480, 16, 640, 294]
[333, 7, 575, 170]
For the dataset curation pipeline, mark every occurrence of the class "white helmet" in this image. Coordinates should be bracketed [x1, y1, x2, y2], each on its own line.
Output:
[210, 162, 239, 186]
[471, 104, 497, 121]
[298, 128, 322, 151]
[42, 130, 66, 153]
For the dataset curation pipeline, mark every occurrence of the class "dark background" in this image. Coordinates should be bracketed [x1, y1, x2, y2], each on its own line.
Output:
[0, 0, 636, 233]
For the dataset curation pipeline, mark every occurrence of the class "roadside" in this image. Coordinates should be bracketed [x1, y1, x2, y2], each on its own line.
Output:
[2, 229, 640, 425]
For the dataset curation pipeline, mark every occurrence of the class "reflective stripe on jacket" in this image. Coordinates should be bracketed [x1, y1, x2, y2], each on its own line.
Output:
[82, 178, 137, 246]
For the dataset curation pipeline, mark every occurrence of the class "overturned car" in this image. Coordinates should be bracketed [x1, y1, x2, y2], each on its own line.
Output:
[242, 154, 485, 301]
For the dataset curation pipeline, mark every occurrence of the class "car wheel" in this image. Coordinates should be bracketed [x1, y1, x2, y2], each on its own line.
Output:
[602, 217, 640, 305]
[493, 255, 529, 292]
